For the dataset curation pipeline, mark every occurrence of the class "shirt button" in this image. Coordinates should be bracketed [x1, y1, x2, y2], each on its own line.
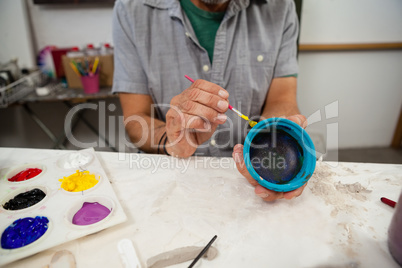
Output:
[185, 32, 191, 38]
[210, 139, 216, 146]
[203, 65, 209, 72]
[257, 55, 264, 62]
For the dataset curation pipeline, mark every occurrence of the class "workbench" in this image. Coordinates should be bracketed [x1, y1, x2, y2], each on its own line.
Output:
[1, 148, 401, 267]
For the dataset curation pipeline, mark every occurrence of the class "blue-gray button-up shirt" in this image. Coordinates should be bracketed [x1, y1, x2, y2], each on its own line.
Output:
[112, 0, 299, 157]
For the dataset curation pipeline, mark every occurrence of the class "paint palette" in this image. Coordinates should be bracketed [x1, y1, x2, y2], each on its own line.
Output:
[0, 148, 127, 266]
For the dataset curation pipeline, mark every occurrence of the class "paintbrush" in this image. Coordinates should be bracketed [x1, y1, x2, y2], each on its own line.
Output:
[184, 75, 258, 127]
[188, 235, 217, 268]
[228, 104, 258, 127]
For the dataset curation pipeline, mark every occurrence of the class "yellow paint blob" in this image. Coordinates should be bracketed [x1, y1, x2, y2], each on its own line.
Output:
[59, 170, 99, 192]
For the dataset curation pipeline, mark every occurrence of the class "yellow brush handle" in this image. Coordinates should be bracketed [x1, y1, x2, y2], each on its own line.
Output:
[240, 115, 249, 121]
[231, 107, 257, 127]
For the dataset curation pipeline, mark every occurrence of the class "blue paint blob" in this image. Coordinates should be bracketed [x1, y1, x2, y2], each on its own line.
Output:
[1, 216, 49, 249]
[249, 129, 304, 184]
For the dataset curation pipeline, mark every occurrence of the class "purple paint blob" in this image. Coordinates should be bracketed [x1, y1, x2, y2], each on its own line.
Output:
[1, 216, 49, 249]
[72, 202, 111, 226]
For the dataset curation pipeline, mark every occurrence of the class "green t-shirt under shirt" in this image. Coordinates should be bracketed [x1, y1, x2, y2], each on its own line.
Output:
[180, 0, 297, 77]
[180, 0, 225, 63]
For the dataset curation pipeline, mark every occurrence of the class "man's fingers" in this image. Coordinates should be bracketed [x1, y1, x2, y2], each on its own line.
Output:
[169, 80, 229, 128]
[191, 79, 229, 99]
[232, 144, 259, 187]
[232, 143, 308, 202]
[166, 109, 218, 132]
[186, 87, 229, 113]
[183, 114, 209, 131]
[287, 114, 307, 129]
[232, 144, 286, 200]
[254, 185, 284, 201]
[255, 184, 306, 201]
[179, 100, 227, 124]
[283, 183, 307, 200]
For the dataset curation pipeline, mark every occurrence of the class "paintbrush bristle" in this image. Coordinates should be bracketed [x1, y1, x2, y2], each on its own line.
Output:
[249, 121, 257, 127]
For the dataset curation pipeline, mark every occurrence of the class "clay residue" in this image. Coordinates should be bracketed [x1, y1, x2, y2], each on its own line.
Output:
[384, 178, 401, 186]
[337, 222, 358, 257]
[309, 163, 371, 261]
[312, 162, 337, 180]
[335, 182, 371, 201]
[147, 246, 218, 268]
[342, 167, 355, 174]
[309, 163, 372, 218]
[312, 261, 360, 268]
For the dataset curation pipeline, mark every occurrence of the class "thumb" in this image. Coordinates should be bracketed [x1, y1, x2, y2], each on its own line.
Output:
[232, 144, 259, 187]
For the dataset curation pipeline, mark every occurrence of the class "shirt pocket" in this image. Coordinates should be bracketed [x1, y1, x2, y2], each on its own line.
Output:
[248, 50, 275, 90]
[235, 50, 276, 119]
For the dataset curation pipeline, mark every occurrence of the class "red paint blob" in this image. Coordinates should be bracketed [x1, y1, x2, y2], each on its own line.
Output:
[8, 168, 42, 182]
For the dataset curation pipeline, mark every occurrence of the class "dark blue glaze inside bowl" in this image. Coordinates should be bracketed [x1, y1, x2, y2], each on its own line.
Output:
[249, 129, 304, 184]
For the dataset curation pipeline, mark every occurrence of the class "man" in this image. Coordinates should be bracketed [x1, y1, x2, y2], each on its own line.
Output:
[112, 0, 308, 201]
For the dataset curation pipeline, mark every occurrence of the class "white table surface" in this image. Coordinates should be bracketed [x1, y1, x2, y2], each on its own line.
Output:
[1, 147, 401, 268]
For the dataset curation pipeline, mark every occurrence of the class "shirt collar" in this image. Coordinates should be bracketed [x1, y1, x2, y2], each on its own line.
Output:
[225, 0, 250, 18]
[142, 0, 267, 21]
[142, 0, 262, 11]
[143, 0, 176, 9]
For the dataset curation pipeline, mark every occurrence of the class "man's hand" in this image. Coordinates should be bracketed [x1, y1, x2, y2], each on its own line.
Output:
[166, 79, 229, 157]
[232, 114, 308, 201]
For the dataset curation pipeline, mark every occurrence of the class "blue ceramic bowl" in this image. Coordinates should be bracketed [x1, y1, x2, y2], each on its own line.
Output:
[243, 118, 316, 192]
